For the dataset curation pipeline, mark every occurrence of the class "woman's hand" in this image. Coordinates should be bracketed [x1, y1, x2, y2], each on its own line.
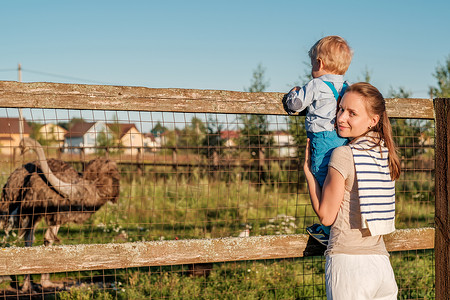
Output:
[303, 138, 313, 177]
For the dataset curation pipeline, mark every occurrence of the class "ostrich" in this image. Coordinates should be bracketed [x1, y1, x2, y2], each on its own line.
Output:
[0, 137, 120, 292]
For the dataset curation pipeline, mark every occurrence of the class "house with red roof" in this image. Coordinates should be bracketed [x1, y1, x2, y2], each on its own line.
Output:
[108, 123, 144, 155]
[220, 130, 240, 147]
[0, 118, 32, 155]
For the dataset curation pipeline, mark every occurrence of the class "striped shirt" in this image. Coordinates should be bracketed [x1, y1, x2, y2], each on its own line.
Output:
[350, 135, 396, 236]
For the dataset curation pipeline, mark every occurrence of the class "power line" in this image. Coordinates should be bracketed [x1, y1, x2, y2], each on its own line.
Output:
[21, 68, 117, 85]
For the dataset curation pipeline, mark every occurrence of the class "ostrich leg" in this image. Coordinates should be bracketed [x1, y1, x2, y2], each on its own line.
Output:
[40, 225, 64, 289]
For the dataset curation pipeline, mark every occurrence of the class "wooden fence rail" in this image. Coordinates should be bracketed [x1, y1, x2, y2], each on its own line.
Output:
[0, 81, 434, 118]
[0, 228, 435, 276]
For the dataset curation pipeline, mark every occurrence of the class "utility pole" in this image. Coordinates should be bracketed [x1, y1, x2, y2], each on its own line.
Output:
[18, 63, 22, 82]
[18, 63, 24, 140]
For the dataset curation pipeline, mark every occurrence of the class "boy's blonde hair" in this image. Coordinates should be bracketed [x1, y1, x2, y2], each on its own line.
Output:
[308, 36, 353, 75]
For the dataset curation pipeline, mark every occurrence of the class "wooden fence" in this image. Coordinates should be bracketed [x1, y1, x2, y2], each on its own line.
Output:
[0, 81, 448, 299]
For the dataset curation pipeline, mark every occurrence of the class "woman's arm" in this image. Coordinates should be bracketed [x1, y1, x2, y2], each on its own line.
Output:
[303, 139, 346, 226]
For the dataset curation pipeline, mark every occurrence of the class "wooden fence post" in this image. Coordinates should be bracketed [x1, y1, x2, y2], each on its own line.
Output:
[136, 147, 143, 176]
[212, 149, 219, 180]
[259, 148, 265, 182]
[12, 146, 17, 167]
[172, 147, 177, 172]
[213, 150, 219, 167]
[79, 147, 85, 162]
[434, 98, 450, 300]
[57, 145, 62, 160]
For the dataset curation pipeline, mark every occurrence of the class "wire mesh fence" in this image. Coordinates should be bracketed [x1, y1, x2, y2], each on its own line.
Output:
[0, 104, 435, 299]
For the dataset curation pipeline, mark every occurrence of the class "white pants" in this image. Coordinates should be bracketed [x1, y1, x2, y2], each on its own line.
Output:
[325, 254, 398, 300]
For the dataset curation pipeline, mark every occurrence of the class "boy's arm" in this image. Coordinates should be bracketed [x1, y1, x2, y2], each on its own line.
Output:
[282, 92, 296, 115]
[282, 84, 314, 115]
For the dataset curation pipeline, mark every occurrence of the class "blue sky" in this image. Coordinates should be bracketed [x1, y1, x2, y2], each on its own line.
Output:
[1, 1, 449, 101]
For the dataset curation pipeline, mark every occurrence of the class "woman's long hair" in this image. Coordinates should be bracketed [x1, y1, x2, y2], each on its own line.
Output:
[345, 82, 401, 180]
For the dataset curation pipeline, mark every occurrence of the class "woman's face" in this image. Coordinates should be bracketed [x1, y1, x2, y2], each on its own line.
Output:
[336, 92, 379, 138]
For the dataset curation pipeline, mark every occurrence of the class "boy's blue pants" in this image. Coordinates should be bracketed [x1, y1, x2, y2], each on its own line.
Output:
[307, 130, 348, 186]
[307, 130, 347, 235]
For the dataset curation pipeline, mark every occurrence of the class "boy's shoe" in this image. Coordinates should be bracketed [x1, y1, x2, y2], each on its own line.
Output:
[306, 224, 329, 246]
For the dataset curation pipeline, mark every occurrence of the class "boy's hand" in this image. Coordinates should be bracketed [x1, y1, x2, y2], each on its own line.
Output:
[290, 86, 301, 93]
[282, 86, 300, 115]
[282, 94, 294, 115]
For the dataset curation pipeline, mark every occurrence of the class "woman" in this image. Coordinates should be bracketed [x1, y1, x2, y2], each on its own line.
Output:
[304, 82, 400, 299]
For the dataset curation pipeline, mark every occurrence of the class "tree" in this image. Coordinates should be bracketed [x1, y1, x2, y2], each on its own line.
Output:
[289, 60, 313, 87]
[239, 114, 271, 157]
[287, 115, 307, 156]
[96, 117, 123, 155]
[58, 117, 84, 131]
[244, 63, 269, 93]
[240, 63, 272, 159]
[387, 88, 433, 201]
[285, 62, 310, 157]
[191, 117, 206, 137]
[388, 86, 411, 98]
[150, 121, 167, 136]
[358, 66, 372, 83]
[387, 87, 430, 161]
[28, 122, 43, 142]
[201, 116, 225, 159]
[429, 55, 450, 98]
[180, 116, 206, 151]
[96, 130, 116, 155]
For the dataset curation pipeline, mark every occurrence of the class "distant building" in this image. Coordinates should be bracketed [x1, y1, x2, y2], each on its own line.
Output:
[64, 121, 146, 155]
[143, 133, 159, 152]
[39, 123, 68, 147]
[64, 121, 111, 154]
[220, 130, 240, 148]
[108, 123, 144, 155]
[0, 118, 32, 155]
[272, 131, 296, 157]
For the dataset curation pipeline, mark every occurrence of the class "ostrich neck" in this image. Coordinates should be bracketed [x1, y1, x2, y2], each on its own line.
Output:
[32, 143, 75, 199]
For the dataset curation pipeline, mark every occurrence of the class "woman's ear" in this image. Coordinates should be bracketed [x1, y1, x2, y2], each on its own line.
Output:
[370, 114, 380, 128]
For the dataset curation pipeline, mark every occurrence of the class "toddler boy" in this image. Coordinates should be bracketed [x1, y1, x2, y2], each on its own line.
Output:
[283, 36, 353, 245]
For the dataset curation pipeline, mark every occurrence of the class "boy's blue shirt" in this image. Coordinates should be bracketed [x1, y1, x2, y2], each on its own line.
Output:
[285, 74, 348, 133]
